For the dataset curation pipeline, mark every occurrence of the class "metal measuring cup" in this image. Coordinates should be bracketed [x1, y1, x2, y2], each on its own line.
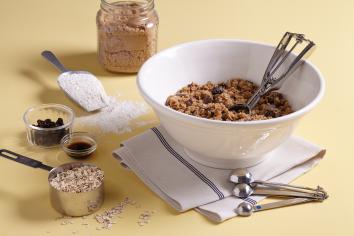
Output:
[0, 149, 104, 216]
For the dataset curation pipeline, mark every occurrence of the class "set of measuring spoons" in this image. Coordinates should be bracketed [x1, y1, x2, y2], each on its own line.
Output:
[230, 169, 328, 217]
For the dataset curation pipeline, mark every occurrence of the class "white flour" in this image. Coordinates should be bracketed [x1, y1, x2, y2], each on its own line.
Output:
[58, 72, 108, 112]
[75, 96, 149, 134]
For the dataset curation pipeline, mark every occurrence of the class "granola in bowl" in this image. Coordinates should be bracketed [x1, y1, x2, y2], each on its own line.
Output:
[165, 78, 293, 121]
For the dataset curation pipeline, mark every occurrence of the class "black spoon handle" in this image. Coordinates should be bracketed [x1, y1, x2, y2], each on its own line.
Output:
[0, 149, 53, 171]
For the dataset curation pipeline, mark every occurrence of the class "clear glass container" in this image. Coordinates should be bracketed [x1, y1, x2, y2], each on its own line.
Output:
[60, 132, 97, 159]
[23, 104, 74, 148]
[97, 0, 159, 73]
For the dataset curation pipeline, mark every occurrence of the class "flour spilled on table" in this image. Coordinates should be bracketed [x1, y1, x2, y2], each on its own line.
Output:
[75, 96, 151, 135]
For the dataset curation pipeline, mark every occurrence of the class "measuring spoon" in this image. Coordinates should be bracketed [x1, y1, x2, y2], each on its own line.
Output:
[236, 197, 317, 217]
[230, 168, 328, 200]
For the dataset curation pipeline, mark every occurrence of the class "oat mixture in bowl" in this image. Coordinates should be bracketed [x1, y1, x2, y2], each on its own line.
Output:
[166, 78, 293, 121]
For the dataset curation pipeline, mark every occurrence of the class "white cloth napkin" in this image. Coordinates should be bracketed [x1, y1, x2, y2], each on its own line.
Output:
[113, 126, 325, 222]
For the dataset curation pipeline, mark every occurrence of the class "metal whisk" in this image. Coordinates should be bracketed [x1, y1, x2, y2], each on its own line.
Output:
[230, 32, 315, 113]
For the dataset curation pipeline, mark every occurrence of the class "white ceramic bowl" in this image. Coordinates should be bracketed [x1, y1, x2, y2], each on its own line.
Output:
[137, 39, 325, 169]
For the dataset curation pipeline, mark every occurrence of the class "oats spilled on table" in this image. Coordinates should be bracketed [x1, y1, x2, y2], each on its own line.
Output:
[137, 210, 156, 226]
[95, 197, 137, 229]
[54, 197, 156, 231]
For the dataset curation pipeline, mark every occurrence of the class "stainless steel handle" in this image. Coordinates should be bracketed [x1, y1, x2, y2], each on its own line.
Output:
[233, 182, 328, 200]
[252, 188, 323, 199]
[41, 50, 68, 73]
[253, 197, 314, 212]
[252, 182, 328, 200]
[236, 198, 317, 217]
[231, 168, 329, 200]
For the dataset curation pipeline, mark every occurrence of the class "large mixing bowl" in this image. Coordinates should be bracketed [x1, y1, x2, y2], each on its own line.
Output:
[137, 39, 325, 169]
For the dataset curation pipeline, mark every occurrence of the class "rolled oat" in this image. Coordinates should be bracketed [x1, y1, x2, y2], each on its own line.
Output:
[137, 210, 155, 226]
[49, 166, 104, 193]
[95, 197, 135, 229]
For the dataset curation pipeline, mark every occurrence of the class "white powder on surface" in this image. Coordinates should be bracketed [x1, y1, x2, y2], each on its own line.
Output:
[75, 96, 149, 134]
[58, 72, 108, 112]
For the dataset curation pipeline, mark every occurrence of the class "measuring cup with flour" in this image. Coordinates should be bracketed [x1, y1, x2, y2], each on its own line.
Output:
[0, 149, 104, 216]
[41, 51, 108, 112]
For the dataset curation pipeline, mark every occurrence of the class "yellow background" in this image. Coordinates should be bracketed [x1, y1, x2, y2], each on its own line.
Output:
[0, 0, 353, 235]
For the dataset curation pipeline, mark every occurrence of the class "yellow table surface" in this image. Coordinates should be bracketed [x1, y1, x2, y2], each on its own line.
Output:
[1, 0, 353, 235]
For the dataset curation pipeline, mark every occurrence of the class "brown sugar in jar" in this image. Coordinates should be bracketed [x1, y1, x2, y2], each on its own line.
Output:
[96, 0, 159, 73]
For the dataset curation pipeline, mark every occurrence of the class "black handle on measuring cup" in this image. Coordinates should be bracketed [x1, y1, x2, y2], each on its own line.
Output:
[0, 149, 53, 171]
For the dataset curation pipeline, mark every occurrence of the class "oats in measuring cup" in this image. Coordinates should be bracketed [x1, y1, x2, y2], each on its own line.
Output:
[49, 166, 104, 193]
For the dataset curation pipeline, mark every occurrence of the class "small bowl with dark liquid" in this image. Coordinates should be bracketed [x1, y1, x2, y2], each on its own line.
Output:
[60, 132, 97, 159]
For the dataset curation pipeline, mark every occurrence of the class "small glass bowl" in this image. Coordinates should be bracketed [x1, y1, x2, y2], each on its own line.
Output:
[60, 132, 97, 159]
[23, 104, 75, 148]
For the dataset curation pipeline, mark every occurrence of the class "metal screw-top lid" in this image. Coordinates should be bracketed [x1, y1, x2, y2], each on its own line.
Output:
[235, 202, 253, 217]
[233, 183, 253, 198]
[230, 168, 253, 184]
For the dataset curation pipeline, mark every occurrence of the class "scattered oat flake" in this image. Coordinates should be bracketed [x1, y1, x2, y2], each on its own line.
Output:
[137, 210, 155, 226]
[55, 198, 153, 230]
[95, 197, 136, 229]
[61, 220, 73, 225]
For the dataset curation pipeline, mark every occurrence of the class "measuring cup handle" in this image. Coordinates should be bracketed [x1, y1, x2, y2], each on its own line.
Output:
[0, 149, 53, 171]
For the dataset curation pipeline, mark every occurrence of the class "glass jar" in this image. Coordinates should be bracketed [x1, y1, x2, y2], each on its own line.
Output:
[97, 0, 158, 73]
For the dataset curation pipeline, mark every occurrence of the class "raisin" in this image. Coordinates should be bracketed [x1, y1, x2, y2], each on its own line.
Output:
[203, 96, 213, 104]
[56, 118, 64, 127]
[265, 110, 276, 118]
[212, 86, 224, 95]
[186, 99, 193, 106]
[34, 118, 63, 128]
[36, 119, 45, 127]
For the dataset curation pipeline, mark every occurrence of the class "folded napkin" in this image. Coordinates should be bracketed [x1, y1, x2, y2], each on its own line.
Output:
[113, 126, 325, 222]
